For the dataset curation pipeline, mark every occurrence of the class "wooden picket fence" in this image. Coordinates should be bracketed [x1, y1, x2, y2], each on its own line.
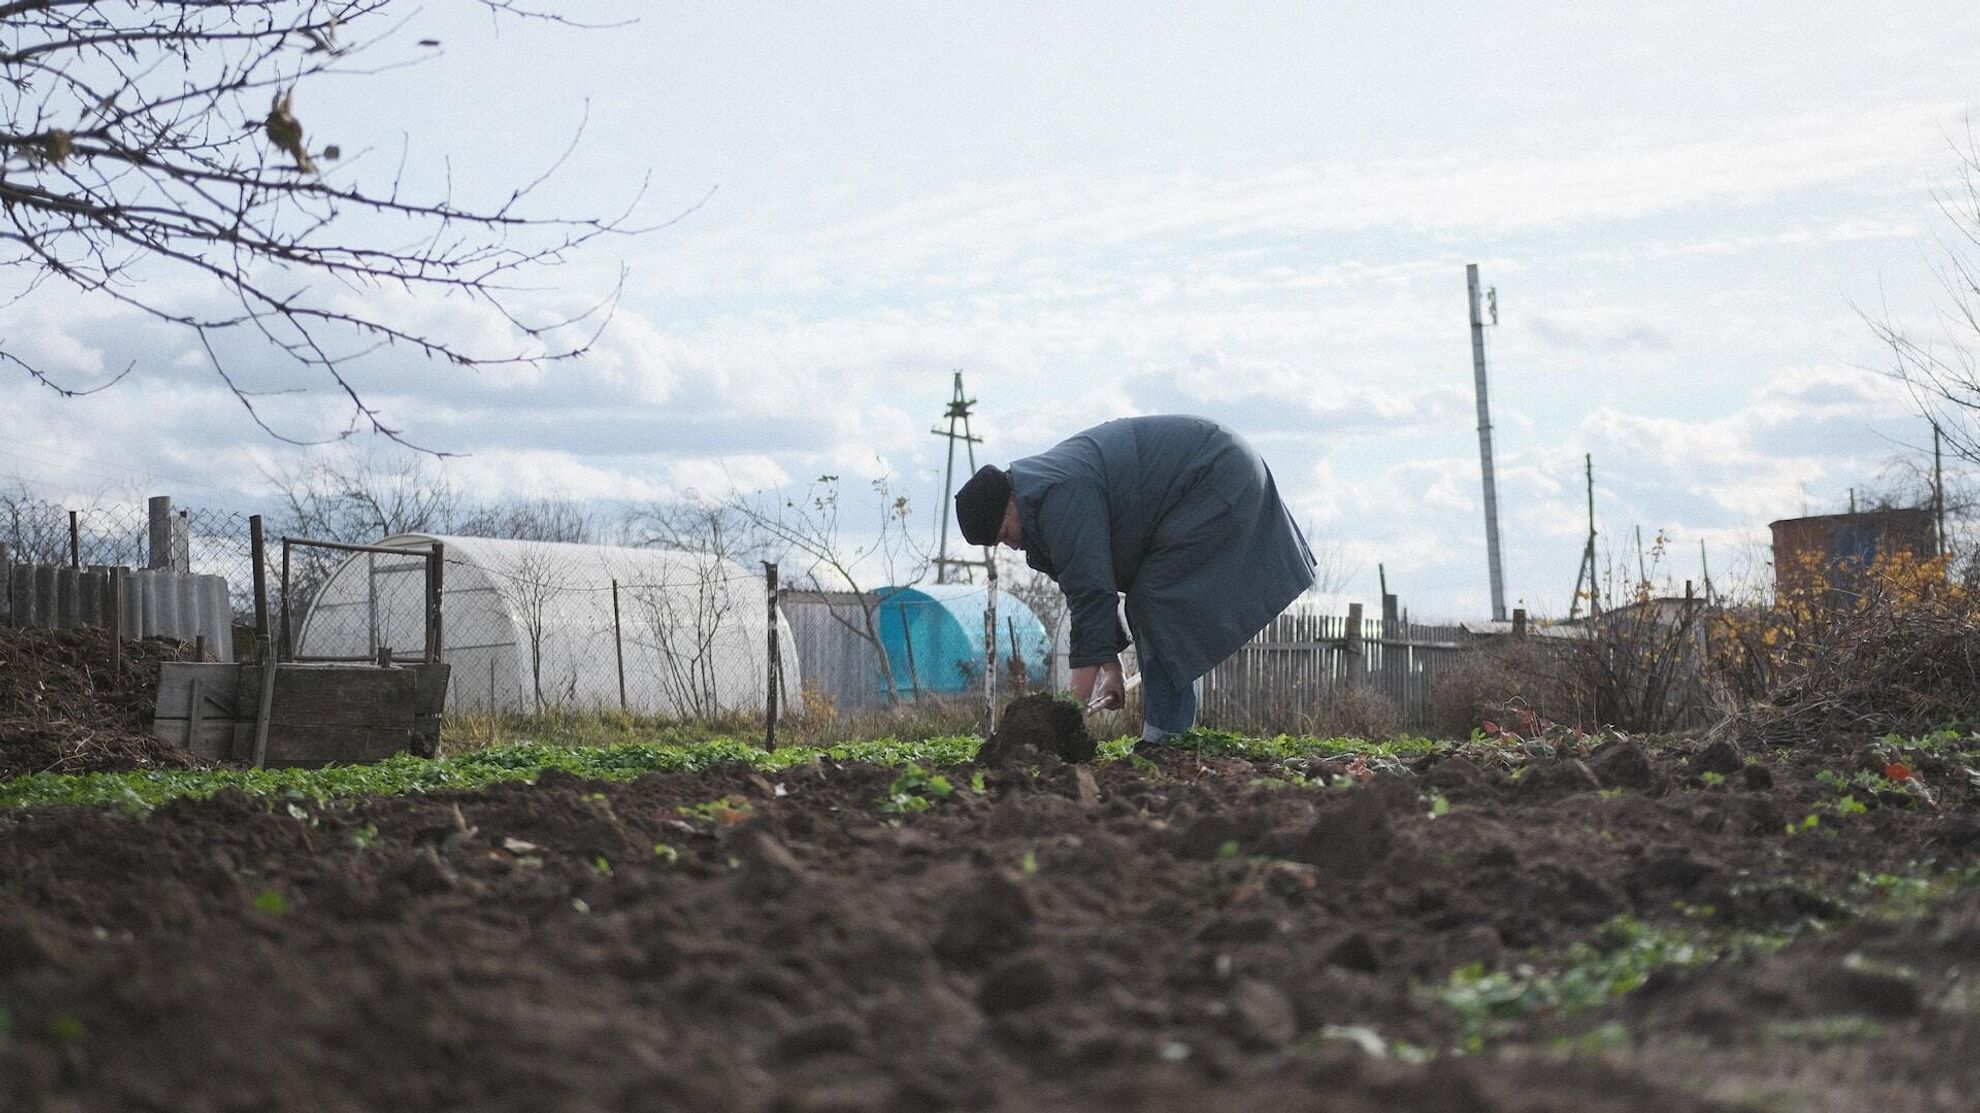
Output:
[1199, 606, 1469, 733]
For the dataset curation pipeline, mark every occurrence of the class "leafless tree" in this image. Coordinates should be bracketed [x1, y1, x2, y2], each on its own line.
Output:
[625, 551, 739, 718]
[622, 498, 767, 716]
[624, 499, 763, 564]
[729, 472, 928, 705]
[1873, 125, 1980, 466]
[489, 541, 569, 711]
[1, 1, 685, 447]
[454, 497, 595, 544]
[263, 445, 458, 544]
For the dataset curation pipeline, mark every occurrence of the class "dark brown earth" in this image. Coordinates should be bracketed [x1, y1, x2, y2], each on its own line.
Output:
[0, 626, 206, 779]
[975, 693, 1095, 765]
[2, 731, 1977, 1111]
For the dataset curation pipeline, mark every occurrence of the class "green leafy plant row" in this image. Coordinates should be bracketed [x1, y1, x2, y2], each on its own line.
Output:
[0, 729, 1431, 811]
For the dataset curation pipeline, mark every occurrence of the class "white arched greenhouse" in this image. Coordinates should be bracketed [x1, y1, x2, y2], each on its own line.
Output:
[296, 534, 798, 717]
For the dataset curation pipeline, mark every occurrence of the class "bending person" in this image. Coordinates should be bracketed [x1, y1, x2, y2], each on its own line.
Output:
[955, 415, 1317, 746]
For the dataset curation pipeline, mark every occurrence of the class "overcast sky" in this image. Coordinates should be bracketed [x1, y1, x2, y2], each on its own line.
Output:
[8, 1, 1980, 618]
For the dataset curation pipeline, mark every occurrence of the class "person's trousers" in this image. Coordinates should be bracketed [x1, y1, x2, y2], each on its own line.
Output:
[1139, 651, 1200, 740]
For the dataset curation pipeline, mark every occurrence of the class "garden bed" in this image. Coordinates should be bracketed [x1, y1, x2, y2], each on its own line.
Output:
[2, 726, 1977, 1110]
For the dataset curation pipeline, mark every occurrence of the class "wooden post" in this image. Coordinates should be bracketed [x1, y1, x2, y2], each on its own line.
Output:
[425, 542, 445, 663]
[249, 516, 269, 640]
[68, 510, 80, 569]
[611, 578, 628, 712]
[1512, 608, 1528, 639]
[1934, 422, 1947, 559]
[251, 636, 278, 769]
[1344, 602, 1364, 684]
[762, 562, 780, 750]
[186, 677, 205, 750]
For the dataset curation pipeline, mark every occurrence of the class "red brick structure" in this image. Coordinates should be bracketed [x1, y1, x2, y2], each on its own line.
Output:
[1768, 508, 1938, 599]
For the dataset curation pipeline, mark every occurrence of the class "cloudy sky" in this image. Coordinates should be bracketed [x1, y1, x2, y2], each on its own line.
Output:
[8, 1, 1980, 618]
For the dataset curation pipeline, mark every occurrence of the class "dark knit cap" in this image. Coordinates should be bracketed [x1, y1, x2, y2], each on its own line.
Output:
[955, 465, 1012, 546]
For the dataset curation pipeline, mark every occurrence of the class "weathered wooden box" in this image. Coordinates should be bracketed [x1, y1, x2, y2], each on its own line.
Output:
[152, 661, 450, 767]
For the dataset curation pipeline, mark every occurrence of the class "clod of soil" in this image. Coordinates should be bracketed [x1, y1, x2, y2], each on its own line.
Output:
[977, 693, 1095, 765]
[1587, 740, 1658, 790]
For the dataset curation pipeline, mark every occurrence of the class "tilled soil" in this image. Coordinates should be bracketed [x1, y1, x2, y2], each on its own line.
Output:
[2, 735, 1977, 1112]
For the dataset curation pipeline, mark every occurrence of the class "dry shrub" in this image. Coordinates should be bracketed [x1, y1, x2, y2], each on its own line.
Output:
[1306, 684, 1403, 740]
[1426, 640, 1583, 738]
[1713, 551, 1980, 739]
[783, 693, 987, 746]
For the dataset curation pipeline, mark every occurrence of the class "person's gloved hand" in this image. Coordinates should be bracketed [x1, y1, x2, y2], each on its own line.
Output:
[1072, 658, 1126, 710]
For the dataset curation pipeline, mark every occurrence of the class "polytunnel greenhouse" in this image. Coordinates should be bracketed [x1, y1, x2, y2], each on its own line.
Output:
[296, 534, 798, 716]
[873, 583, 1052, 699]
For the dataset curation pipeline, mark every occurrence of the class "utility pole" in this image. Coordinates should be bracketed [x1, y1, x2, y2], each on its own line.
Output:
[1467, 264, 1508, 621]
[1569, 453, 1601, 620]
[1699, 538, 1715, 605]
[930, 370, 987, 584]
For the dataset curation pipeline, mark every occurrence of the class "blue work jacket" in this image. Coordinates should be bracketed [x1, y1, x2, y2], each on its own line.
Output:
[1007, 415, 1316, 686]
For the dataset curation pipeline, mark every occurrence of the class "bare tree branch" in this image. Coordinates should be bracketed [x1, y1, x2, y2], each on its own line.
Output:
[1, 0, 670, 449]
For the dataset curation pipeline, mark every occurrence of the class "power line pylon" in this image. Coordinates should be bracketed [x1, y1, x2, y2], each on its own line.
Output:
[1568, 453, 1602, 620]
[931, 370, 987, 584]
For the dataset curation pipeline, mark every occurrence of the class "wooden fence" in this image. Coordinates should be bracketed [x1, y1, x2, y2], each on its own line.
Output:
[782, 589, 1479, 733]
[1199, 605, 1469, 733]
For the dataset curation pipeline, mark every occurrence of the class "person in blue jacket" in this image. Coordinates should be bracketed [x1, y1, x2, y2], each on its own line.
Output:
[955, 415, 1317, 745]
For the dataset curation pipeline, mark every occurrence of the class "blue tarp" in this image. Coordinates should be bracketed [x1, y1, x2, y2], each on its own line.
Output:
[873, 583, 1052, 697]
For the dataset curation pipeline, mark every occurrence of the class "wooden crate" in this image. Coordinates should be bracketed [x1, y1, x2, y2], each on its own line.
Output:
[152, 661, 450, 767]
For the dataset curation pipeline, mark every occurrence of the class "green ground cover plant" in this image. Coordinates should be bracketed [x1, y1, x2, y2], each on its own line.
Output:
[0, 727, 1431, 810]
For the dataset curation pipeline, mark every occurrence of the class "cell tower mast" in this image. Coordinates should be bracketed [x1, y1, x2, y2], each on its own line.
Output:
[931, 370, 987, 584]
[1467, 263, 1509, 622]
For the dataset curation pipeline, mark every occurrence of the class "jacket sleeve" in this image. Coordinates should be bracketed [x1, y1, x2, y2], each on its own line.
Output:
[1035, 482, 1127, 667]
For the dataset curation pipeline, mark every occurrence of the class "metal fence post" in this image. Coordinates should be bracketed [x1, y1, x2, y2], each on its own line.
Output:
[279, 538, 292, 661]
[425, 542, 445, 663]
[611, 578, 627, 713]
[763, 561, 779, 751]
[67, 510, 79, 569]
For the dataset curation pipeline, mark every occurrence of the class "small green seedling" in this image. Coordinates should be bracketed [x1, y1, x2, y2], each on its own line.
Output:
[652, 843, 679, 863]
[46, 1014, 86, 1044]
[877, 764, 955, 815]
[1700, 771, 1725, 787]
[251, 888, 288, 916]
[677, 796, 753, 826]
[591, 855, 613, 876]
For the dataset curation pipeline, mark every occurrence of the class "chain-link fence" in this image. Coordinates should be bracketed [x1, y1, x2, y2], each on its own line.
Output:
[1, 495, 262, 619]
[5, 491, 1499, 737]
